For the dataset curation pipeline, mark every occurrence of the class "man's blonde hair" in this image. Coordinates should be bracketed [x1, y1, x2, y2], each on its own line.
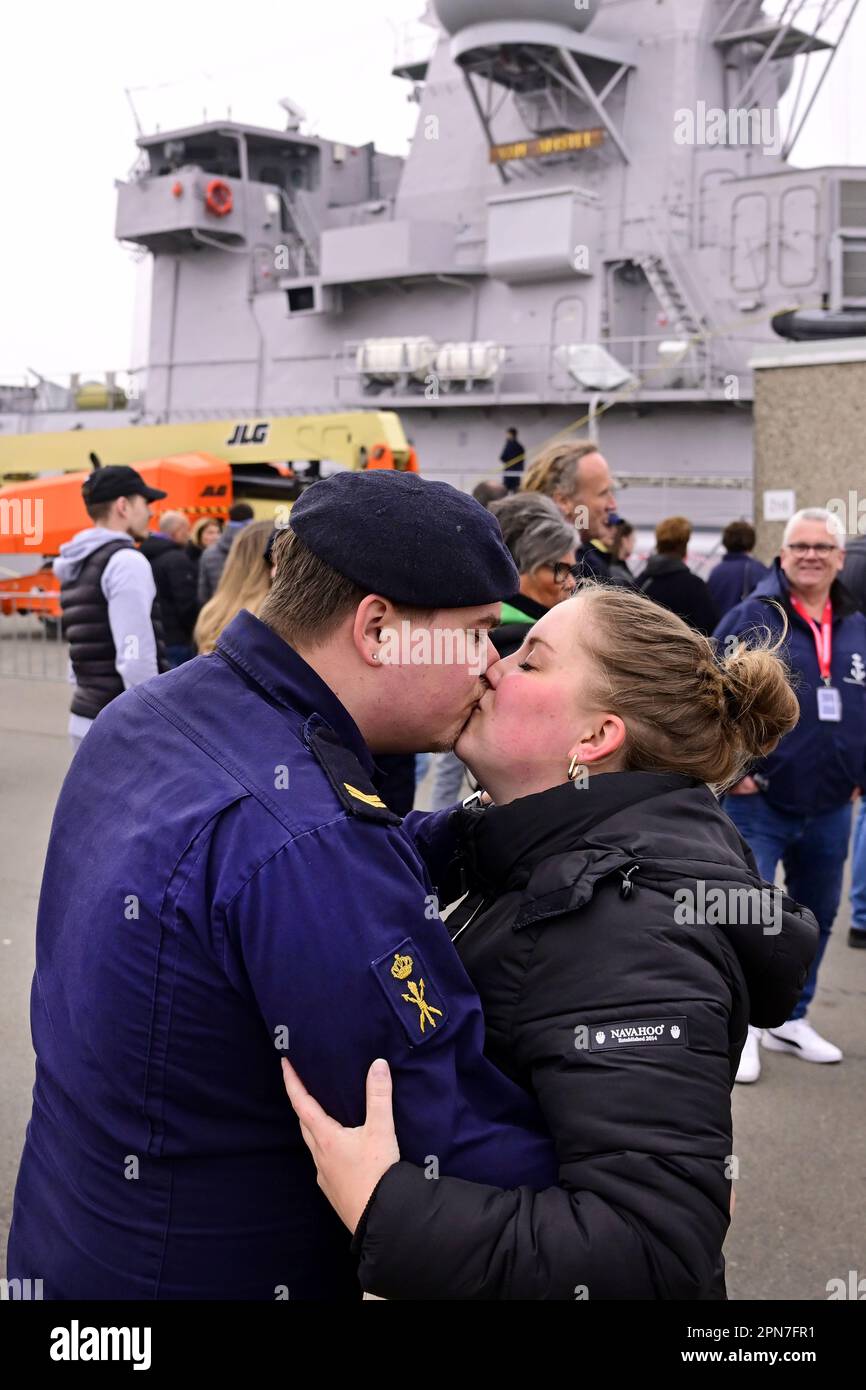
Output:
[521, 441, 601, 502]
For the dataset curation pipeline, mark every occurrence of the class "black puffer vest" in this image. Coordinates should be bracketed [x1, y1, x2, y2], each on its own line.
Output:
[61, 541, 167, 720]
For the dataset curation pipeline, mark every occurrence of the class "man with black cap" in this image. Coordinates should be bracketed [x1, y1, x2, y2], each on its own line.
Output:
[8, 471, 557, 1301]
[54, 464, 170, 748]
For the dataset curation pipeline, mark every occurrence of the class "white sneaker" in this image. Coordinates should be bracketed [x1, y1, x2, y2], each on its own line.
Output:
[735, 1025, 762, 1083]
[761, 1019, 843, 1064]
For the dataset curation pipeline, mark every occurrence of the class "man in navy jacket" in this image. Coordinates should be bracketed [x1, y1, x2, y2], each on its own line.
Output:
[714, 508, 866, 1082]
[7, 472, 557, 1300]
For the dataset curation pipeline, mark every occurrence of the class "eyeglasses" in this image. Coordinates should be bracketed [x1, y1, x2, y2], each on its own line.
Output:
[785, 543, 839, 556]
[552, 562, 581, 586]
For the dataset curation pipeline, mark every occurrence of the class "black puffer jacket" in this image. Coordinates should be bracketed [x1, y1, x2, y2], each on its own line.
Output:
[139, 535, 200, 646]
[639, 554, 719, 634]
[353, 772, 818, 1300]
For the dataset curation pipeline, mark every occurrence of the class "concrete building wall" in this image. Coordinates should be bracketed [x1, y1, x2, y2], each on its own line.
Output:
[752, 341, 866, 562]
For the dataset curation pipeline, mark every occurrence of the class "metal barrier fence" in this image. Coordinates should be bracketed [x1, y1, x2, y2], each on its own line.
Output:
[0, 595, 68, 681]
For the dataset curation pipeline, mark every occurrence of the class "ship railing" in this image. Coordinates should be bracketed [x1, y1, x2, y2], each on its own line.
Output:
[0, 370, 142, 415]
[0, 597, 67, 682]
[333, 334, 723, 405]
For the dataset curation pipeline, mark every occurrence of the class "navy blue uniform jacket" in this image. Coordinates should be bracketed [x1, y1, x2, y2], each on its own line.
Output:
[8, 611, 556, 1300]
[713, 562, 866, 814]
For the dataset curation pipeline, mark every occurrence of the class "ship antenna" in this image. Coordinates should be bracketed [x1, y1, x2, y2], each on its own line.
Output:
[123, 88, 143, 137]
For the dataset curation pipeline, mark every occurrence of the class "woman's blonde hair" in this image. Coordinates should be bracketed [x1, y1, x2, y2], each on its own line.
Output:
[575, 584, 799, 789]
[521, 440, 601, 501]
[194, 520, 273, 654]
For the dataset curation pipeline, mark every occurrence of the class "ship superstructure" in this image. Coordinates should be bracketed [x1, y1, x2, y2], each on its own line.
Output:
[3, 0, 864, 526]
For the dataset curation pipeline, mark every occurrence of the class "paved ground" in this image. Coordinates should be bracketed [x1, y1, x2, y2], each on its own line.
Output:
[1, 667, 864, 1300]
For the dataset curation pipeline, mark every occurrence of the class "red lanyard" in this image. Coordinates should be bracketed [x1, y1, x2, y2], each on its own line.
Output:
[790, 597, 833, 683]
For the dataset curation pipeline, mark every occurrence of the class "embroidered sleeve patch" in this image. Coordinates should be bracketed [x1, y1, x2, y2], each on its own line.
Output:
[372, 938, 448, 1046]
[588, 1017, 689, 1051]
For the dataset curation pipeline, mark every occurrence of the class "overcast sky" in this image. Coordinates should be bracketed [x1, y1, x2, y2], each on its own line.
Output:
[2, 0, 865, 383]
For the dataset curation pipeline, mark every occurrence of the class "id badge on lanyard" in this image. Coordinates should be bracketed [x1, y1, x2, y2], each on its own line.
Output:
[817, 686, 842, 721]
[791, 597, 841, 722]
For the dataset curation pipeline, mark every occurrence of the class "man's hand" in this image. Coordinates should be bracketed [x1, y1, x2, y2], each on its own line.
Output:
[728, 776, 761, 796]
[281, 1057, 400, 1233]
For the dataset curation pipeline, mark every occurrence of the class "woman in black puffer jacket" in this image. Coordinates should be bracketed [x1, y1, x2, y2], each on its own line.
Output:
[282, 584, 818, 1300]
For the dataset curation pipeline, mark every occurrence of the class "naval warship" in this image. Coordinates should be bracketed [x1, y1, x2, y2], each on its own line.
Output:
[2, 0, 865, 529]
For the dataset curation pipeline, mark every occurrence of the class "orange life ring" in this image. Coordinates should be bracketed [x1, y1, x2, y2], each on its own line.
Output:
[205, 179, 233, 217]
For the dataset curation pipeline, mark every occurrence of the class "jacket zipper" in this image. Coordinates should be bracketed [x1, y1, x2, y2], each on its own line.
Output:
[450, 896, 488, 945]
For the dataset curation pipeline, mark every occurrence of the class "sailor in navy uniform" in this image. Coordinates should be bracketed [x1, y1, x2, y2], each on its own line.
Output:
[8, 470, 557, 1301]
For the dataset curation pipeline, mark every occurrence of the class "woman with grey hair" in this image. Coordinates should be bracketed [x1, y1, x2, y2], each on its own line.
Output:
[488, 493, 578, 658]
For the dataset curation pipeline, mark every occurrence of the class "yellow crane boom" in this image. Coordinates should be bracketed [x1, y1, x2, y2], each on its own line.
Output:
[0, 411, 411, 480]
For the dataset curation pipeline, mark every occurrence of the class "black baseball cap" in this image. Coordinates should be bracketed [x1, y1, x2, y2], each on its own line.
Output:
[81, 465, 167, 506]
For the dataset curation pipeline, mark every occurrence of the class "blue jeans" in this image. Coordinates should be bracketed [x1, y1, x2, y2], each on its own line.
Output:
[429, 750, 468, 810]
[848, 798, 866, 934]
[722, 794, 852, 1021]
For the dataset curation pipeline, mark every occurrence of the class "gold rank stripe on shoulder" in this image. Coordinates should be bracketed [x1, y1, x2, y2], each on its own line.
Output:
[344, 783, 388, 809]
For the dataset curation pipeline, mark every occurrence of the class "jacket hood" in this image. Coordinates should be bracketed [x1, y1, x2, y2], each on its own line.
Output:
[139, 535, 178, 560]
[450, 772, 818, 1027]
[642, 553, 689, 578]
[53, 528, 134, 583]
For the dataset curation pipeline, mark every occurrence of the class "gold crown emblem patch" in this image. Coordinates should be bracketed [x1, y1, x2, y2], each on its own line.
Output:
[373, 939, 448, 1045]
[391, 953, 413, 980]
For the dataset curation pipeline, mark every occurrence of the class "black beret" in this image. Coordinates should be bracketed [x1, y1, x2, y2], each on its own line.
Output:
[289, 471, 519, 607]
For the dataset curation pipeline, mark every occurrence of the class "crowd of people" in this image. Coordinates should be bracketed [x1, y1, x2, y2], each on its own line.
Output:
[52, 445, 866, 1080]
[459, 442, 865, 1081]
[7, 442, 860, 1299]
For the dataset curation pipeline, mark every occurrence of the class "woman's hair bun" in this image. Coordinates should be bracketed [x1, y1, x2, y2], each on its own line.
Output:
[717, 627, 800, 760]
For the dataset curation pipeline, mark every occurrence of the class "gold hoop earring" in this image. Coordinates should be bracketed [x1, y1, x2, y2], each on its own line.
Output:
[568, 755, 581, 781]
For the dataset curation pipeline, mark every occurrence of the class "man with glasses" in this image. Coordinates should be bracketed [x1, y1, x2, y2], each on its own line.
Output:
[714, 508, 866, 1081]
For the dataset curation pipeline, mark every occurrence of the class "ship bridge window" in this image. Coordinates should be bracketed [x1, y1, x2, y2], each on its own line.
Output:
[841, 242, 866, 303]
[260, 165, 286, 187]
[173, 137, 241, 178]
[840, 181, 866, 228]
